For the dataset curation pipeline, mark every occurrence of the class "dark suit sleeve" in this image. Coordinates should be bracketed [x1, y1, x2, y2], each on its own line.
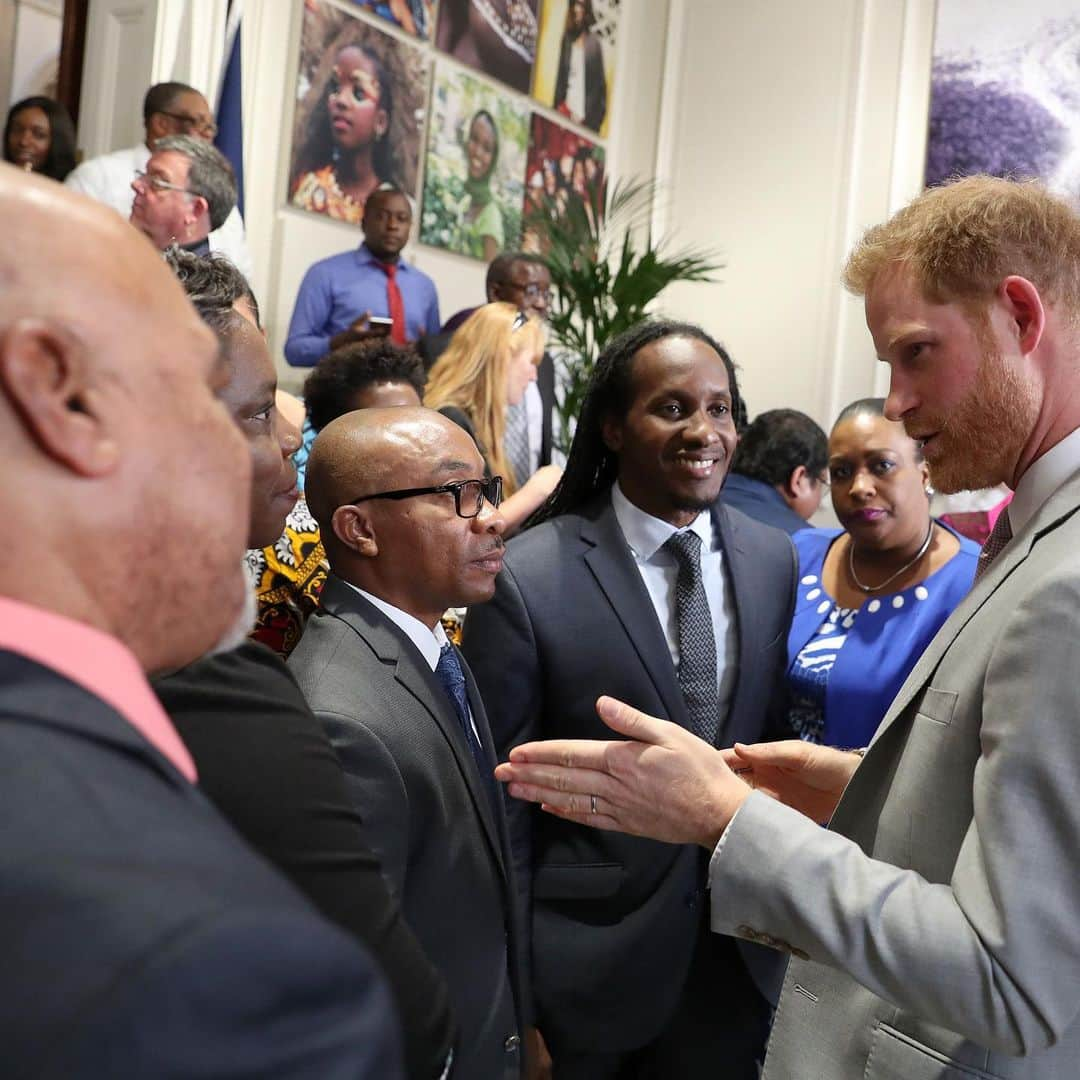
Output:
[46, 907, 403, 1080]
[585, 33, 608, 132]
[764, 535, 798, 741]
[155, 643, 454, 1080]
[461, 560, 542, 1016]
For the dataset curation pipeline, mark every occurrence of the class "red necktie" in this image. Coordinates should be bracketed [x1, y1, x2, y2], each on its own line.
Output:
[380, 261, 407, 344]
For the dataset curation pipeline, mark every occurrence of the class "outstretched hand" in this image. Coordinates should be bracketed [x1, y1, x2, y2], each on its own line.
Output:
[721, 740, 861, 823]
[494, 696, 751, 849]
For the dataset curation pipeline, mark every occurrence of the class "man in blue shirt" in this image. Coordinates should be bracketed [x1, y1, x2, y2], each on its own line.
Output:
[285, 185, 440, 367]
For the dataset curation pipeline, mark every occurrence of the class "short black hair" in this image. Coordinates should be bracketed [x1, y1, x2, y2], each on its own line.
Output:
[730, 409, 828, 487]
[303, 340, 426, 433]
[3, 96, 76, 181]
[486, 250, 545, 295]
[163, 248, 260, 338]
[533, 319, 741, 525]
[143, 81, 200, 125]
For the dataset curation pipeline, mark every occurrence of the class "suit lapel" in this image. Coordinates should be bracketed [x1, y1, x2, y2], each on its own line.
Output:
[711, 503, 754, 747]
[870, 471, 1080, 747]
[580, 500, 690, 729]
[318, 577, 507, 878]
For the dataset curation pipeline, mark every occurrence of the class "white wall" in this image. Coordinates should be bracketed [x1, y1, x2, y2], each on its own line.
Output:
[652, 0, 936, 431]
[8, 0, 62, 102]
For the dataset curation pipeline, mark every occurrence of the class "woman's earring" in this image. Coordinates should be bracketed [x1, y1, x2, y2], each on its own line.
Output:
[925, 484, 935, 496]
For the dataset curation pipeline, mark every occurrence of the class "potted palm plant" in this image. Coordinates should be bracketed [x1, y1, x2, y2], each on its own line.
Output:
[524, 176, 722, 453]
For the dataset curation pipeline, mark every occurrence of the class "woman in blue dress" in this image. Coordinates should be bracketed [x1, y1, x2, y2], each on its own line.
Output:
[787, 398, 979, 747]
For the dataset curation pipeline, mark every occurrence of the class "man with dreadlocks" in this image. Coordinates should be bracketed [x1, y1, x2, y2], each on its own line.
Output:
[462, 320, 796, 1078]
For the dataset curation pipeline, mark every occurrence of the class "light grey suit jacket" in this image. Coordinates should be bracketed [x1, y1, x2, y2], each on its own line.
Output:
[711, 469, 1080, 1079]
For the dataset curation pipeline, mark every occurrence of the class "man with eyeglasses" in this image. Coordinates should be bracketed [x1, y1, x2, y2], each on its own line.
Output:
[129, 135, 235, 256]
[290, 406, 533, 1080]
[420, 251, 558, 483]
[66, 81, 252, 279]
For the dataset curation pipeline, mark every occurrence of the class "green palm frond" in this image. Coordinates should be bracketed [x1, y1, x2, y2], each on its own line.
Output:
[524, 176, 722, 453]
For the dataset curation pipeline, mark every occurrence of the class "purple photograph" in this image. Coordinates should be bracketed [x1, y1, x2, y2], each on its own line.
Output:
[926, 3, 1080, 194]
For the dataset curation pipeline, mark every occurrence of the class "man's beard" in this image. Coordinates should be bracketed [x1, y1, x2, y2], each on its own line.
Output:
[918, 345, 1037, 494]
[205, 561, 258, 657]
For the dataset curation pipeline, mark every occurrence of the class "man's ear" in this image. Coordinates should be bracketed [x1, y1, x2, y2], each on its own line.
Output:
[782, 464, 808, 500]
[332, 503, 378, 557]
[601, 413, 623, 453]
[999, 275, 1045, 356]
[0, 319, 119, 477]
[189, 194, 210, 230]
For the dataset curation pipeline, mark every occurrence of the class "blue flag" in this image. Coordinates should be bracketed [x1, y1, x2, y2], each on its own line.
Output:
[215, 0, 244, 218]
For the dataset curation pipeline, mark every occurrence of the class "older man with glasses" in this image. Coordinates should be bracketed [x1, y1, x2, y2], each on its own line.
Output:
[129, 135, 235, 255]
[290, 405, 535, 1080]
[66, 81, 252, 278]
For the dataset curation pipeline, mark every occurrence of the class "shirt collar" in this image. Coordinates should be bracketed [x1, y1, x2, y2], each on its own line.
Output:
[345, 582, 448, 672]
[610, 481, 714, 561]
[0, 597, 197, 782]
[357, 244, 410, 272]
[1009, 425, 1080, 534]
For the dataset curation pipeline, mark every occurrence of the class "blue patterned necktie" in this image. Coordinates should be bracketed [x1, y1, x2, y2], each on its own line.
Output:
[434, 643, 499, 811]
[663, 530, 719, 745]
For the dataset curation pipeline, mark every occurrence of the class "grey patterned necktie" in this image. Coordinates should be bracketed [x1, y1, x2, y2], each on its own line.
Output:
[974, 509, 1013, 583]
[503, 401, 532, 487]
[664, 530, 719, 744]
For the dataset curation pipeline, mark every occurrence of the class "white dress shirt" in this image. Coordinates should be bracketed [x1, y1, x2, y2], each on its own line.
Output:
[610, 482, 737, 718]
[65, 143, 254, 282]
[344, 582, 483, 743]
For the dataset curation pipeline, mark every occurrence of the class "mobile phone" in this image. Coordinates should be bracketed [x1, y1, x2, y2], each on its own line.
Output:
[367, 316, 393, 336]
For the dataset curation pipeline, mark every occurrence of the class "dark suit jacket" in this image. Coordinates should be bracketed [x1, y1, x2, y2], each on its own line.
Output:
[461, 495, 796, 1053]
[288, 576, 527, 1080]
[154, 641, 454, 1080]
[0, 649, 401, 1079]
[722, 473, 811, 536]
[420, 324, 556, 468]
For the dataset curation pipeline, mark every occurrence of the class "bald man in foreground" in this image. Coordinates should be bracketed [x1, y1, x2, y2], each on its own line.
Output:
[0, 165, 401, 1077]
[290, 408, 532, 1080]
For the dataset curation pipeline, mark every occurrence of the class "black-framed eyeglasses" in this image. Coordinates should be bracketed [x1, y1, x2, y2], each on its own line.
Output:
[157, 109, 218, 137]
[350, 476, 503, 519]
[133, 169, 195, 197]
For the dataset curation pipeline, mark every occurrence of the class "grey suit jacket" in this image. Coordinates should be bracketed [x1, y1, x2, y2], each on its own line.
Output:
[462, 495, 795, 1052]
[288, 576, 526, 1080]
[711, 469, 1080, 1078]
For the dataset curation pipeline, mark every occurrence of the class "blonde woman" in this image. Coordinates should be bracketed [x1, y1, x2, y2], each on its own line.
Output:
[425, 301, 562, 533]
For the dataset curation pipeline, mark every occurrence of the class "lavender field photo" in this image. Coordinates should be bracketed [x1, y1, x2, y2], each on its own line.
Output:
[926, 2, 1080, 195]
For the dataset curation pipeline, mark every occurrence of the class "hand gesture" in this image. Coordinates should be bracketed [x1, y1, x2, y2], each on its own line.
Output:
[721, 740, 861, 824]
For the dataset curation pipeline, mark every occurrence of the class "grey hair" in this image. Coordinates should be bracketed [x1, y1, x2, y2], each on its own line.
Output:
[154, 134, 236, 231]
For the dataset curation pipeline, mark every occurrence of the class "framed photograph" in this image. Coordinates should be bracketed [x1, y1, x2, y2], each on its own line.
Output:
[419, 61, 529, 261]
[532, 0, 619, 137]
[346, 1, 437, 40]
[288, 0, 431, 225]
[926, 2, 1080, 192]
[435, 0, 540, 95]
[522, 112, 605, 251]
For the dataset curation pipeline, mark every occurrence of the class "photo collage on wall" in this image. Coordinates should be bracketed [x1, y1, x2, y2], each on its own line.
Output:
[286, 0, 621, 260]
[925, 1, 1080, 196]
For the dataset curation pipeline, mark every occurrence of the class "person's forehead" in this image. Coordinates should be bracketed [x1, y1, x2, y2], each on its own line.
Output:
[173, 90, 211, 119]
[511, 261, 547, 286]
[337, 46, 371, 73]
[149, 150, 190, 181]
[831, 412, 899, 449]
[631, 336, 730, 397]
[369, 192, 410, 217]
[13, 106, 48, 128]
